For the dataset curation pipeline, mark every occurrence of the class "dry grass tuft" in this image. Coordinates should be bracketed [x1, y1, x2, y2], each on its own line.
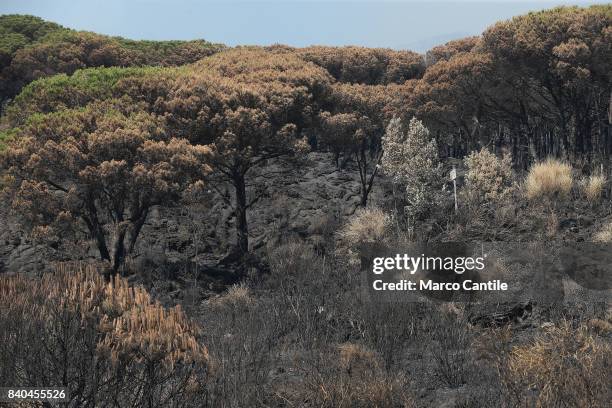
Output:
[338, 207, 390, 248]
[525, 158, 573, 200]
[207, 282, 253, 309]
[338, 343, 379, 374]
[586, 318, 612, 336]
[297, 344, 415, 408]
[593, 222, 612, 243]
[583, 174, 606, 203]
[501, 321, 611, 407]
[98, 301, 208, 370]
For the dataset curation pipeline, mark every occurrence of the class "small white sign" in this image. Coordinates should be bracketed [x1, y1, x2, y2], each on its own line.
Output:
[450, 168, 457, 181]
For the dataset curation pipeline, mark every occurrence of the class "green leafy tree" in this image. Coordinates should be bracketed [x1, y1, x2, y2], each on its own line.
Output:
[381, 117, 441, 225]
[0, 15, 223, 107]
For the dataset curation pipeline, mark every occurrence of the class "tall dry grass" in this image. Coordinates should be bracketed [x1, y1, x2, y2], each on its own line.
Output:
[289, 343, 416, 408]
[0, 263, 209, 407]
[593, 222, 612, 243]
[338, 207, 390, 248]
[500, 321, 611, 407]
[525, 158, 573, 200]
[583, 174, 606, 203]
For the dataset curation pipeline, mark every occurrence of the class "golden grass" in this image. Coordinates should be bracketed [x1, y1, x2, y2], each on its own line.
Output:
[525, 158, 573, 200]
[583, 174, 606, 202]
[207, 282, 253, 309]
[338, 207, 390, 247]
[503, 321, 611, 407]
[593, 222, 612, 243]
[0, 263, 209, 370]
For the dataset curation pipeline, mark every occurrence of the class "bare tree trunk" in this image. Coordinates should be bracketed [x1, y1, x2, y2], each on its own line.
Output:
[127, 208, 149, 254]
[82, 200, 111, 263]
[111, 227, 127, 276]
[93, 227, 111, 262]
[356, 145, 382, 207]
[233, 174, 249, 254]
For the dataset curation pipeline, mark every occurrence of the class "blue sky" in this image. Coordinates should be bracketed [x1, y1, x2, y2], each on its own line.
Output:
[0, 1, 605, 52]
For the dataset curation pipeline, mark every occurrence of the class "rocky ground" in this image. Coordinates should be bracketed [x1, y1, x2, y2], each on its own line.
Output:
[0, 152, 387, 276]
[3, 151, 611, 278]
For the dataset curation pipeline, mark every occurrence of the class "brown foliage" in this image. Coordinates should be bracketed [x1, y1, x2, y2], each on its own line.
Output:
[425, 36, 480, 65]
[0, 100, 211, 274]
[297, 45, 425, 84]
[408, 51, 495, 148]
[324, 82, 397, 205]
[160, 48, 333, 252]
[319, 111, 371, 165]
[399, 5, 612, 164]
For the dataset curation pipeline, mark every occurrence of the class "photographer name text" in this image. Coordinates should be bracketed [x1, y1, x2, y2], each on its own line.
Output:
[372, 279, 508, 291]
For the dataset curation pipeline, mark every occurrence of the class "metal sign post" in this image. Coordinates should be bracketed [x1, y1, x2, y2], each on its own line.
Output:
[450, 166, 458, 213]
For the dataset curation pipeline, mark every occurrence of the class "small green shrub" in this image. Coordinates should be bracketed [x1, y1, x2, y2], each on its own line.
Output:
[464, 147, 514, 203]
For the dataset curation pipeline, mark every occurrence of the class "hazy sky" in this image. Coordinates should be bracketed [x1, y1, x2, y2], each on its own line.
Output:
[0, 1, 605, 52]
